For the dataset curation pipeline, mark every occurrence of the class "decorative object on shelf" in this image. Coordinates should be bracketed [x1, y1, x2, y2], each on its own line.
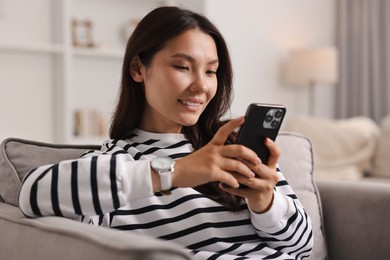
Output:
[73, 108, 106, 137]
[71, 18, 94, 48]
[122, 19, 139, 44]
[285, 47, 338, 116]
[0, 0, 204, 143]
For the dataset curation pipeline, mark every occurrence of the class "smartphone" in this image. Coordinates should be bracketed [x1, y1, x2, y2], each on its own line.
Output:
[236, 103, 286, 165]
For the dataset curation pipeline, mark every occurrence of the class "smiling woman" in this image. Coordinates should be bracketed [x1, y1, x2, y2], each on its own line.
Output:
[18, 6, 313, 260]
[130, 29, 219, 133]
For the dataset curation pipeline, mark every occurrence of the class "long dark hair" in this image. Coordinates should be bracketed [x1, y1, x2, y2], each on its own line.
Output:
[110, 6, 242, 211]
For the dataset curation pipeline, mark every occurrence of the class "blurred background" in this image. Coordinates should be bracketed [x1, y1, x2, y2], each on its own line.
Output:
[0, 0, 388, 145]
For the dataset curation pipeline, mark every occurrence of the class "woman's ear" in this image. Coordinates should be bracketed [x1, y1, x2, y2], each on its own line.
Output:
[130, 56, 144, 82]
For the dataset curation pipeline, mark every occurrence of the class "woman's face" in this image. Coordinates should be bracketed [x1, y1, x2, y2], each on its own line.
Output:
[135, 29, 219, 133]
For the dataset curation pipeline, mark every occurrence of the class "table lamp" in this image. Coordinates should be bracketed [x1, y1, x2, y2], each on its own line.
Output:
[285, 47, 338, 115]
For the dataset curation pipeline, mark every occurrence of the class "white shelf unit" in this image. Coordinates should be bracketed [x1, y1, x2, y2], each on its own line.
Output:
[59, 0, 157, 145]
[0, 0, 205, 144]
[0, 42, 64, 54]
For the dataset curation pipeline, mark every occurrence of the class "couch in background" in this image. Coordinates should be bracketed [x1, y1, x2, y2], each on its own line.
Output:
[1, 133, 390, 259]
[285, 115, 390, 183]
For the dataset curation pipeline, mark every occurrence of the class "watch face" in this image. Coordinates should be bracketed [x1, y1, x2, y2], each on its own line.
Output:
[151, 157, 174, 171]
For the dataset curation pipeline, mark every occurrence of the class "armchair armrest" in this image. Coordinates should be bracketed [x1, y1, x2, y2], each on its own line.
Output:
[317, 180, 390, 260]
[0, 202, 193, 260]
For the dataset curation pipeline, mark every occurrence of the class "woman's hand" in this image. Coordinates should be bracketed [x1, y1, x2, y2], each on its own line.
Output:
[219, 138, 281, 213]
[172, 117, 261, 189]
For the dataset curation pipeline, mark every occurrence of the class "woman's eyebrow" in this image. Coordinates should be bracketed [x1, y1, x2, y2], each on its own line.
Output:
[171, 53, 219, 65]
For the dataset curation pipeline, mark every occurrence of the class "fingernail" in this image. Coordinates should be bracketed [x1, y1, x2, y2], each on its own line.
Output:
[256, 157, 262, 165]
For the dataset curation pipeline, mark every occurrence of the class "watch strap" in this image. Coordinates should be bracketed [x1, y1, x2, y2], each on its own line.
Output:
[159, 170, 173, 191]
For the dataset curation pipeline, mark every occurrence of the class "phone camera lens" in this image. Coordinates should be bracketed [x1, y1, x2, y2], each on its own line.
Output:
[265, 115, 273, 122]
[275, 110, 283, 118]
[271, 120, 279, 128]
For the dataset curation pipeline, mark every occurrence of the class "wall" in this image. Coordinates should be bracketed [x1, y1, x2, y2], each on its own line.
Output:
[0, 0, 54, 142]
[204, 0, 336, 123]
[0, 0, 335, 143]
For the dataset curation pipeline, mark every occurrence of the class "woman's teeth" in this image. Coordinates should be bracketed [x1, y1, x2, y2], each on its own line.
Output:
[178, 99, 201, 107]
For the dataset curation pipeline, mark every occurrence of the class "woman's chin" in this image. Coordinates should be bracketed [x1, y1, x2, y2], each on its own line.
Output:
[180, 117, 200, 127]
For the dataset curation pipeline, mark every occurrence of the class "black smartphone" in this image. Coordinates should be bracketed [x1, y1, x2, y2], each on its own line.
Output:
[222, 103, 286, 189]
[236, 103, 286, 165]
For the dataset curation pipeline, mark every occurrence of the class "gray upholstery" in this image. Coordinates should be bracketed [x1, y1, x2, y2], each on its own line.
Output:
[0, 138, 100, 206]
[317, 180, 390, 260]
[0, 202, 192, 260]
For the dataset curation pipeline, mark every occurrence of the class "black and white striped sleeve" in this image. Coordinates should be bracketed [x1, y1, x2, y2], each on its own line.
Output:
[248, 167, 313, 259]
[18, 151, 154, 218]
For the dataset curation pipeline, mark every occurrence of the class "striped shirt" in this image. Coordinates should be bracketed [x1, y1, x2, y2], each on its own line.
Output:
[19, 129, 313, 259]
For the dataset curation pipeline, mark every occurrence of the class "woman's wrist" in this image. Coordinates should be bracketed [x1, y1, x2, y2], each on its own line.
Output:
[247, 191, 275, 214]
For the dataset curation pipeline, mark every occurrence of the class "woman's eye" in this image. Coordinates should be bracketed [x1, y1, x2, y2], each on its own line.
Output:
[174, 65, 189, 71]
[206, 70, 217, 75]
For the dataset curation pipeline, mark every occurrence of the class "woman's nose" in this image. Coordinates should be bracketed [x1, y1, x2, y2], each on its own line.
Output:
[190, 72, 209, 93]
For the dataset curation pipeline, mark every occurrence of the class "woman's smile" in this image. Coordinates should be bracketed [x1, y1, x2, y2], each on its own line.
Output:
[177, 98, 203, 111]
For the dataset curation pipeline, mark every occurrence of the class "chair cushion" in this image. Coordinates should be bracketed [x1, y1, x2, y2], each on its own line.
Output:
[277, 132, 327, 260]
[0, 138, 100, 206]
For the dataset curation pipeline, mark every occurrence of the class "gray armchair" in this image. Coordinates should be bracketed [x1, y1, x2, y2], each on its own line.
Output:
[0, 132, 389, 259]
[317, 180, 390, 260]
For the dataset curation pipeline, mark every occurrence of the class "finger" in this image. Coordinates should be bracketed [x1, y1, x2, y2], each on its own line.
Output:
[232, 174, 277, 191]
[264, 138, 281, 168]
[242, 161, 266, 178]
[221, 170, 258, 189]
[237, 176, 260, 189]
[221, 144, 261, 167]
[221, 158, 255, 178]
[217, 171, 240, 189]
[240, 159, 278, 184]
[210, 117, 245, 145]
[219, 170, 256, 190]
[219, 182, 244, 197]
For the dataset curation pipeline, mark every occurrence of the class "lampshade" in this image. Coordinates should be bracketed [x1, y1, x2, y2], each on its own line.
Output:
[285, 47, 338, 86]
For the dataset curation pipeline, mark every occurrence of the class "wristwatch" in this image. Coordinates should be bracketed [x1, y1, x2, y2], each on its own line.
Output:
[151, 156, 175, 194]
